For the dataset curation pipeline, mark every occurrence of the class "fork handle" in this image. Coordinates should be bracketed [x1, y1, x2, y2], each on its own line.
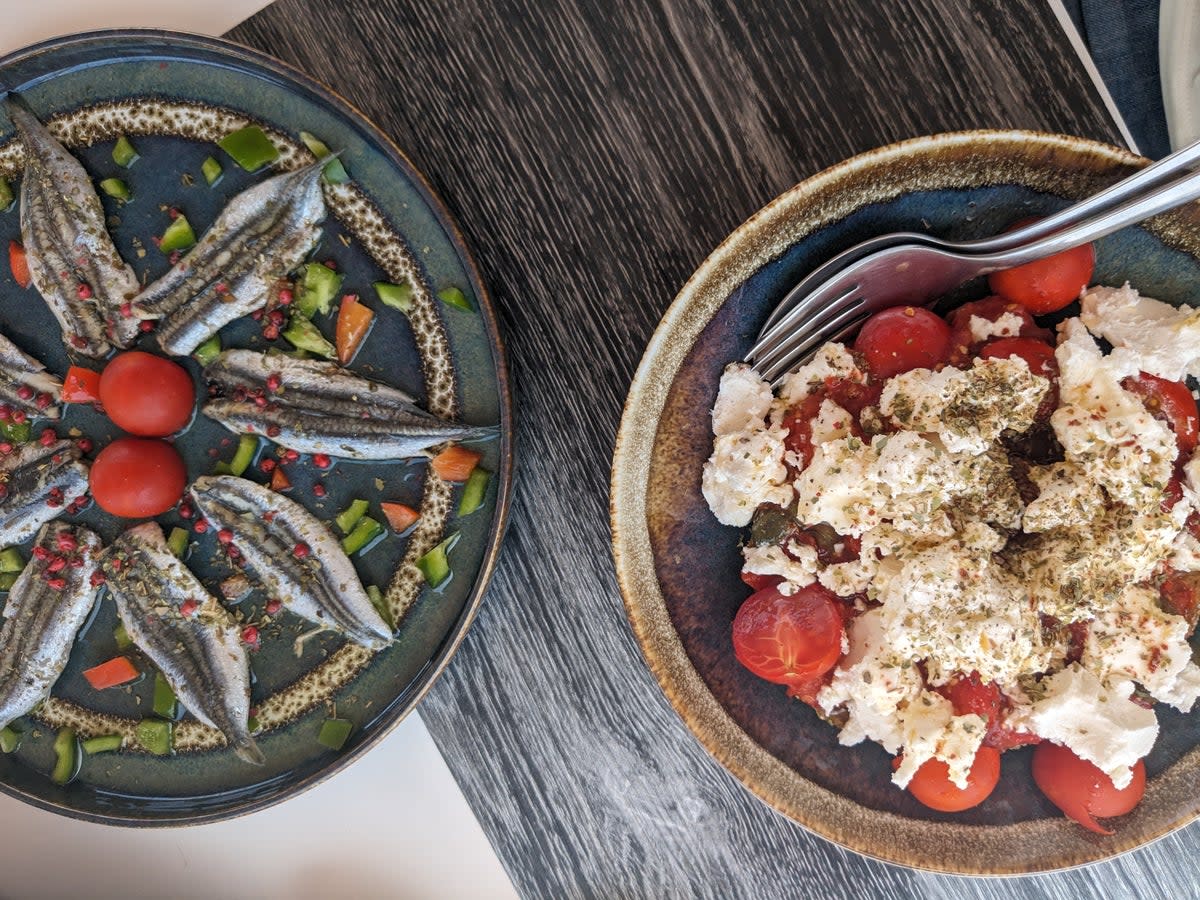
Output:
[977, 162, 1200, 268]
[961, 137, 1200, 253]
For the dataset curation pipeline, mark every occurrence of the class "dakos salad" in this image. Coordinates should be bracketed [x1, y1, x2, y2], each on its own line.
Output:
[702, 231, 1200, 832]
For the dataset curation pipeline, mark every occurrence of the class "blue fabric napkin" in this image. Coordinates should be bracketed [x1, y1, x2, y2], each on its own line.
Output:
[1061, 0, 1171, 159]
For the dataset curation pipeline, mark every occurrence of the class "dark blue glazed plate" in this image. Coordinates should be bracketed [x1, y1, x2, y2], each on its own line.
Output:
[612, 132, 1200, 873]
[0, 30, 511, 824]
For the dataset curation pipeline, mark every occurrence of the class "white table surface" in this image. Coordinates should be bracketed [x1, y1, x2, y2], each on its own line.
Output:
[0, 5, 517, 899]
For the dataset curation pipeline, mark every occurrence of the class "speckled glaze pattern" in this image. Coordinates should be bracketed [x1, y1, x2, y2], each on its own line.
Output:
[611, 131, 1200, 874]
[0, 31, 511, 825]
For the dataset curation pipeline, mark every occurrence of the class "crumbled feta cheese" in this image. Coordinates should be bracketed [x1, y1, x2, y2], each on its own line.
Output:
[711, 363, 774, 436]
[1021, 462, 1105, 533]
[741, 542, 818, 589]
[818, 556, 876, 597]
[891, 692, 986, 791]
[808, 399, 853, 448]
[1014, 665, 1157, 789]
[1080, 284, 1200, 381]
[968, 311, 1024, 343]
[1051, 319, 1176, 513]
[876, 530, 1052, 688]
[776, 343, 863, 405]
[879, 357, 1048, 455]
[1169, 530, 1200, 572]
[1083, 584, 1200, 712]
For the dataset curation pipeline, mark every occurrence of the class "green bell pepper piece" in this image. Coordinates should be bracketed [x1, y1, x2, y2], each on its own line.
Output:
[297, 262, 343, 318]
[218, 125, 279, 172]
[458, 468, 491, 517]
[167, 527, 189, 559]
[200, 156, 223, 186]
[98, 178, 131, 201]
[135, 719, 173, 756]
[82, 734, 122, 755]
[0, 725, 21, 753]
[152, 673, 177, 719]
[112, 136, 139, 167]
[366, 584, 394, 630]
[193, 334, 222, 366]
[438, 286, 474, 312]
[341, 516, 383, 556]
[0, 572, 19, 591]
[282, 317, 335, 358]
[0, 177, 13, 211]
[114, 622, 133, 651]
[51, 728, 79, 785]
[0, 547, 23, 573]
[335, 498, 370, 535]
[317, 717, 353, 750]
[416, 532, 460, 588]
[0, 421, 30, 443]
[159, 215, 196, 253]
[374, 281, 413, 313]
[229, 434, 258, 477]
[299, 131, 350, 184]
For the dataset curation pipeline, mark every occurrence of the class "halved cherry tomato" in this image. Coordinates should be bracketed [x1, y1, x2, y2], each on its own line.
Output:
[987, 219, 1095, 314]
[1159, 568, 1200, 633]
[781, 391, 826, 470]
[335, 294, 375, 364]
[90, 438, 187, 517]
[895, 746, 1001, 812]
[430, 445, 482, 482]
[8, 241, 30, 290]
[946, 296, 1051, 365]
[731, 583, 844, 686]
[1031, 742, 1146, 834]
[740, 571, 784, 592]
[1122, 372, 1199, 455]
[980, 337, 1059, 418]
[61, 366, 103, 404]
[82, 656, 140, 690]
[99, 351, 195, 437]
[853, 306, 951, 379]
[938, 671, 1002, 725]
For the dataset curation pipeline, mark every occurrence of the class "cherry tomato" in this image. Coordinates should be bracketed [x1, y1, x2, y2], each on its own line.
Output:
[987, 219, 1095, 314]
[945, 296, 1051, 365]
[853, 306, 951, 379]
[895, 746, 1001, 812]
[90, 438, 187, 517]
[99, 351, 195, 437]
[781, 391, 825, 470]
[980, 337, 1059, 418]
[1159, 568, 1200, 632]
[1031, 742, 1146, 834]
[740, 571, 784, 593]
[938, 671, 1002, 723]
[1122, 372, 1199, 455]
[732, 583, 844, 686]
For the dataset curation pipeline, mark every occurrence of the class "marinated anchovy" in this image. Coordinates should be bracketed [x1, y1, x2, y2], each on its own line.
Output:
[134, 163, 327, 356]
[0, 523, 103, 730]
[189, 475, 391, 650]
[103, 522, 263, 765]
[0, 440, 89, 546]
[202, 349, 492, 461]
[0, 331, 63, 419]
[6, 96, 142, 355]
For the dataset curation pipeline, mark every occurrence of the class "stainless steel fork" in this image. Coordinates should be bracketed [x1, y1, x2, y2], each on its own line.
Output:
[749, 139, 1200, 384]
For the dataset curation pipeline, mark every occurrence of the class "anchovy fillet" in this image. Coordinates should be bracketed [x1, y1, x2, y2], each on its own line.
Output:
[0, 523, 103, 730]
[103, 522, 263, 765]
[189, 475, 391, 650]
[7, 96, 141, 355]
[0, 440, 88, 546]
[0, 331, 62, 419]
[202, 349, 492, 460]
[133, 163, 327, 356]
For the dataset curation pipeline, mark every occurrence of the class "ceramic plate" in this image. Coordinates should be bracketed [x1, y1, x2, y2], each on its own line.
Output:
[0, 30, 511, 824]
[611, 131, 1200, 873]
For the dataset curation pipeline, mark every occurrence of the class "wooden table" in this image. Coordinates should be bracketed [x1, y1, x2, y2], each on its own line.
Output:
[230, 2, 1200, 896]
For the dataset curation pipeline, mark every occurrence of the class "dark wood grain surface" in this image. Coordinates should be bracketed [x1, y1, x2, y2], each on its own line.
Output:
[229, 2, 1200, 897]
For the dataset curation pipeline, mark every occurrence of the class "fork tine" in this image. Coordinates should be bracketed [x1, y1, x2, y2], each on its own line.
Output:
[748, 281, 859, 363]
[756, 299, 867, 383]
[769, 312, 869, 389]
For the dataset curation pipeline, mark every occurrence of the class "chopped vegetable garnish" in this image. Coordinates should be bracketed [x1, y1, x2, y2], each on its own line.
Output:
[167, 526, 189, 559]
[335, 498, 370, 535]
[374, 281, 413, 313]
[82, 656, 140, 690]
[213, 461, 233, 475]
[62, 366, 102, 404]
[335, 294, 374, 364]
[113, 622, 133, 651]
[0, 177, 13, 211]
[431, 445, 482, 482]
[270, 467, 292, 491]
[438, 286, 474, 312]
[366, 584, 394, 630]
[247, 714, 261, 734]
[193, 334, 222, 367]
[317, 717, 353, 750]
[0, 725, 21, 753]
[380, 501, 420, 532]
[8, 240, 30, 289]
[297, 262, 343, 318]
[82, 734, 123, 755]
[416, 532, 460, 588]
[135, 719, 173, 756]
[51, 727, 79, 785]
[458, 468, 491, 517]
[158, 214, 197, 253]
[229, 434, 258, 477]
[282, 316, 335, 358]
[341, 516, 383, 556]
[98, 178, 131, 201]
[0, 572, 19, 592]
[299, 131, 350, 184]
[0, 547, 23, 573]
[0, 421, 30, 444]
[152, 673, 178, 719]
[200, 156, 223, 186]
[218, 125, 279, 172]
[111, 136, 139, 168]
